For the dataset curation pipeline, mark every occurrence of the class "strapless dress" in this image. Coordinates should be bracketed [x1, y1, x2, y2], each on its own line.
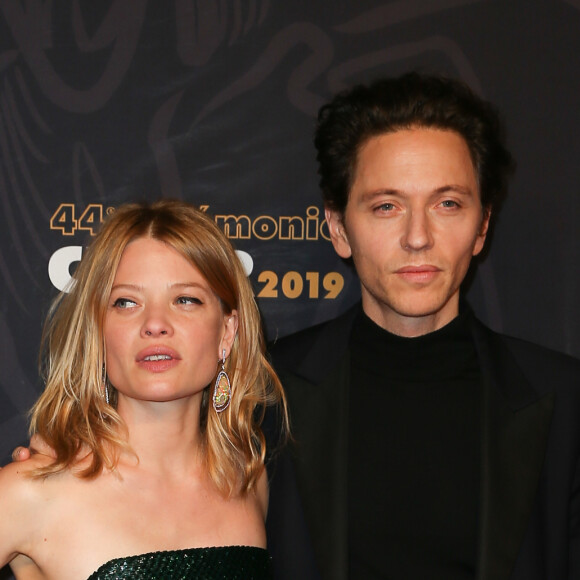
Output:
[86, 545, 273, 579]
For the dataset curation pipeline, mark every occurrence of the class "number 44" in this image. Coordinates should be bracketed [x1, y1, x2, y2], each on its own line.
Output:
[50, 204, 104, 236]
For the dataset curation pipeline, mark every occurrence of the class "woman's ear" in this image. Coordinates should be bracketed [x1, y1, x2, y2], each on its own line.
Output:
[220, 310, 238, 358]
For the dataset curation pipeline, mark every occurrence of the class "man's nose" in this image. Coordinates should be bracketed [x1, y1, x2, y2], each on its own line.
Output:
[400, 210, 434, 251]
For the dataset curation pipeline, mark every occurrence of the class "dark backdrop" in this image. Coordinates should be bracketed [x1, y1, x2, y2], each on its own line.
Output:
[1, 1, 579, 576]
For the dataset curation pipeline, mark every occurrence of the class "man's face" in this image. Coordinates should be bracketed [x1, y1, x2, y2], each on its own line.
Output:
[326, 127, 489, 337]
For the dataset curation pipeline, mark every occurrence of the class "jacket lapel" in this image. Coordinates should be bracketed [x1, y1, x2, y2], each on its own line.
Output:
[472, 320, 555, 580]
[282, 308, 357, 580]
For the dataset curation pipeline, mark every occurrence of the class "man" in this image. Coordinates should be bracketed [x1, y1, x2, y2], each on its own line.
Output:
[266, 73, 580, 580]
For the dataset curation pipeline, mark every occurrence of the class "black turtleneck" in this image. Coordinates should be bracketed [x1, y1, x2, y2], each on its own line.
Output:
[348, 307, 481, 580]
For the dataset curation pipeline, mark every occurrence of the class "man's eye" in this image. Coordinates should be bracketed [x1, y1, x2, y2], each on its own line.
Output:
[440, 200, 459, 208]
[377, 202, 395, 211]
[176, 296, 202, 305]
[113, 298, 136, 309]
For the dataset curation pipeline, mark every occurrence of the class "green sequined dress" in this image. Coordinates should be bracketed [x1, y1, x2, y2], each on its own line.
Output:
[86, 545, 273, 579]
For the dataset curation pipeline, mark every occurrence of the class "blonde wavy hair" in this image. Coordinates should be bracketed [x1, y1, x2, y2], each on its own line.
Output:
[30, 199, 287, 496]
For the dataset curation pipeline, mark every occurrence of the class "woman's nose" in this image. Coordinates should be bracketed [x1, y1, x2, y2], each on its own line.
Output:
[140, 305, 173, 338]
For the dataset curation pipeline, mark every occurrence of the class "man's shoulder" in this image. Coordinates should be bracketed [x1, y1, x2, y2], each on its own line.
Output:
[475, 318, 580, 396]
[268, 319, 335, 365]
[268, 304, 359, 373]
[480, 321, 580, 367]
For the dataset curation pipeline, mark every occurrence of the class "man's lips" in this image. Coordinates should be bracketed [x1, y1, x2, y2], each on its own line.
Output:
[395, 265, 441, 283]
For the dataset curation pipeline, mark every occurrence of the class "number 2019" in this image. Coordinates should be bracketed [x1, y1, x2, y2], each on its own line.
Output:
[257, 271, 344, 299]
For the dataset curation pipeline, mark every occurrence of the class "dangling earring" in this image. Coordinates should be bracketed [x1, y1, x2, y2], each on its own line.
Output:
[102, 364, 110, 405]
[213, 349, 231, 413]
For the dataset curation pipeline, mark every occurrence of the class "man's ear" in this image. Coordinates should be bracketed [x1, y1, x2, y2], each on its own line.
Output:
[325, 208, 353, 259]
[473, 206, 491, 257]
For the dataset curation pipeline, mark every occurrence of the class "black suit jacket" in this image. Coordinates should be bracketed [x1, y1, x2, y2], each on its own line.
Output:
[266, 305, 580, 580]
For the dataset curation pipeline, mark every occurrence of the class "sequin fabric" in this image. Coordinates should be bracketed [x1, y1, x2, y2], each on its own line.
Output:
[86, 546, 273, 579]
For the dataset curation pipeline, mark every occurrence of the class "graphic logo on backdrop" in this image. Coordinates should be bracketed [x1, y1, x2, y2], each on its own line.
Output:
[48, 204, 345, 301]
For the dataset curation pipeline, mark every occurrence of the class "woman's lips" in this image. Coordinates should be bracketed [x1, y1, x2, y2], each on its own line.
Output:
[136, 346, 181, 372]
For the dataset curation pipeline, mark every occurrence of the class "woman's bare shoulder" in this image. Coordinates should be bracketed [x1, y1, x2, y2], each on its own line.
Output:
[0, 457, 57, 569]
[1, 453, 54, 477]
[0, 455, 58, 507]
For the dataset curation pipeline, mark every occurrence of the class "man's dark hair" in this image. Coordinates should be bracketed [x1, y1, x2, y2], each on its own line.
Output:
[315, 72, 515, 215]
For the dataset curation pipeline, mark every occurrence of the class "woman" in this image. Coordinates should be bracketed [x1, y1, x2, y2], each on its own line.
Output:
[0, 200, 287, 579]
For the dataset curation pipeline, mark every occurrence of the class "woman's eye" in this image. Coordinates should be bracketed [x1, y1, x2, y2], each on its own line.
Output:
[176, 296, 202, 305]
[113, 298, 137, 309]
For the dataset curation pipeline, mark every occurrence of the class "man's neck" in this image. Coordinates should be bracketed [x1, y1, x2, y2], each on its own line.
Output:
[361, 298, 460, 338]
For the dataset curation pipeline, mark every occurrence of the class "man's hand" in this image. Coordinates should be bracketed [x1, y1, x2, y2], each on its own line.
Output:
[11, 435, 54, 463]
[0, 444, 31, 469]
[12, 446, 32, 462]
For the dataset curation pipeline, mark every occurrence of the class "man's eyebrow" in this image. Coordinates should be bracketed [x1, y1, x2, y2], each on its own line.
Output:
[433, 184, 474, 196]
[359, 184, 475, 202]
[359, 189, 401, 202]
